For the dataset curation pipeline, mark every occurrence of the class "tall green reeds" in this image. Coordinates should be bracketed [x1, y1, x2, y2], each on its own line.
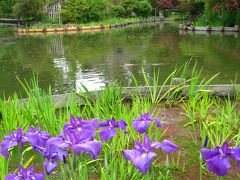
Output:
[1, 61, 239, 179]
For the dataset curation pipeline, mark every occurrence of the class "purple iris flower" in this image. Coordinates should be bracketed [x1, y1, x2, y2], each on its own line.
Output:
[5, 165, 44, 180]
[58, 115, 103, 160]
[201, 142, 240, 176]
[123, 134, 178, 174]
[63, 115, 99, 144]
[132, 113, 161, 134]
[0, 128, 25, 158]
[24, 125, 51, 148]
[36, 137, 71, 175]
[99, 118, 127, 142]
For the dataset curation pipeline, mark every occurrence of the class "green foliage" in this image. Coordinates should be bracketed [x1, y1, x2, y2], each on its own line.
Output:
[236, 9, 240, 25]
[177, 1, 205, 18]
[0, 0, 17, 18]
[41, 15, 60, 24]
[13, 0, 44, 21]
[135, 1, 153, 17]
[112, 5, 127, 17]
[121, 0, 139, 16]
[189, 1, 205, 17]
[197, 0, 240, 26]
[61, 0, 109, 23]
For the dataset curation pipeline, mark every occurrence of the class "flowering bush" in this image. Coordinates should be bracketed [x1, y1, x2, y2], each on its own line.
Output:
[201, 0, 240, 26]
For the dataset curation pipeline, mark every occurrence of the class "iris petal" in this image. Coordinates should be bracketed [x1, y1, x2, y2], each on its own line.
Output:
[123, 149, 157, 174]
[201, 148, 219, 160]
[99, 121, 109, 127]
[132, 120, 151, 134]
[72, 141, 102, 159]
[116, 120, 127, 133]
[160, 140, 178, 153]
[44, 159, 58, 175]
[100, 127, 116, 142]
[4, 174, 19, 180]
[32, 173, 45, 180]
[229, 147, 240, 161]
[151, 141, 162, 150]
[206, 156, 231, 176]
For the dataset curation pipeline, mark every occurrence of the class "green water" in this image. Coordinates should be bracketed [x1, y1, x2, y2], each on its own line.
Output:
[0, 22, 240, 97]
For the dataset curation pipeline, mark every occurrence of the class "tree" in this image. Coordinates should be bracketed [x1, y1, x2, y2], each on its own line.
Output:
[13, 0, 44, 21]
[0, 0, 17, 18]
[135, 1, 153, 17]
[156, 0, 179, 9]
[121, 0, 139, 16]
[61, 0, 109, 23]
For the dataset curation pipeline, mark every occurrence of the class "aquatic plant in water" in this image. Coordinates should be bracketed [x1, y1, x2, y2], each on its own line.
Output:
[201, 142, 240, 176]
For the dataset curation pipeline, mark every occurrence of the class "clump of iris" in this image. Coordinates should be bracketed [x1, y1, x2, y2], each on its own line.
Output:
[0, 112, 179, 178]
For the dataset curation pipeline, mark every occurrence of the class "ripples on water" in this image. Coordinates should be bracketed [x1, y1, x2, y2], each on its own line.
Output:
[0, 22, 240, 97]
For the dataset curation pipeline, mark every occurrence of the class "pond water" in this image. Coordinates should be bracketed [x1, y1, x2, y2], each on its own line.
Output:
[0, 22, 240, 97]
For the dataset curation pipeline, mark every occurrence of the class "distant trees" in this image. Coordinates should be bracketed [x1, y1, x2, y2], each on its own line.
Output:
[0, 0, 44, 21]
[61, 0, 110, 23]
[0, 0, 153, 23]
[156, 0, 179, 9]
[61, 0, 153, 23]
[13, 0, 44, 21]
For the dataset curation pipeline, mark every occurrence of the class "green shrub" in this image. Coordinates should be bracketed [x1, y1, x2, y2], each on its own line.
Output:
[121, 0, 139, 16]
[112, 5, 126, 17]
[0, 0, 16, 18]
[236, 10, 240, 25]
[13, 0, 43, 21]
[189, 1, 205, 17]
[177, 1, 205, 18]
[61, 0, 109, 23]
[135, 1, 152, 17]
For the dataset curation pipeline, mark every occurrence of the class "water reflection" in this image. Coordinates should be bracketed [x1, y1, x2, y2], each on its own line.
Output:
[0, 22, 240, 98]
[48, 35, 65, 57]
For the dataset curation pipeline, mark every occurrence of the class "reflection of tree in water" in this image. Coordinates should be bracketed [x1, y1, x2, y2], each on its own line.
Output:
[179, 34, 240, 83]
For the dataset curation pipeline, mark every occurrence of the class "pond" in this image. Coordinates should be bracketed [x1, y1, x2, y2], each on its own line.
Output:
[0, 22, 240, 97]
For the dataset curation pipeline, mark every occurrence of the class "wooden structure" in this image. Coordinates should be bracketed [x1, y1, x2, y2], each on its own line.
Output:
[0, 18, 24, 26]
[43, 2, 62, 23]
[179, 24, 239, 32]
[17, 84, 240, 109]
